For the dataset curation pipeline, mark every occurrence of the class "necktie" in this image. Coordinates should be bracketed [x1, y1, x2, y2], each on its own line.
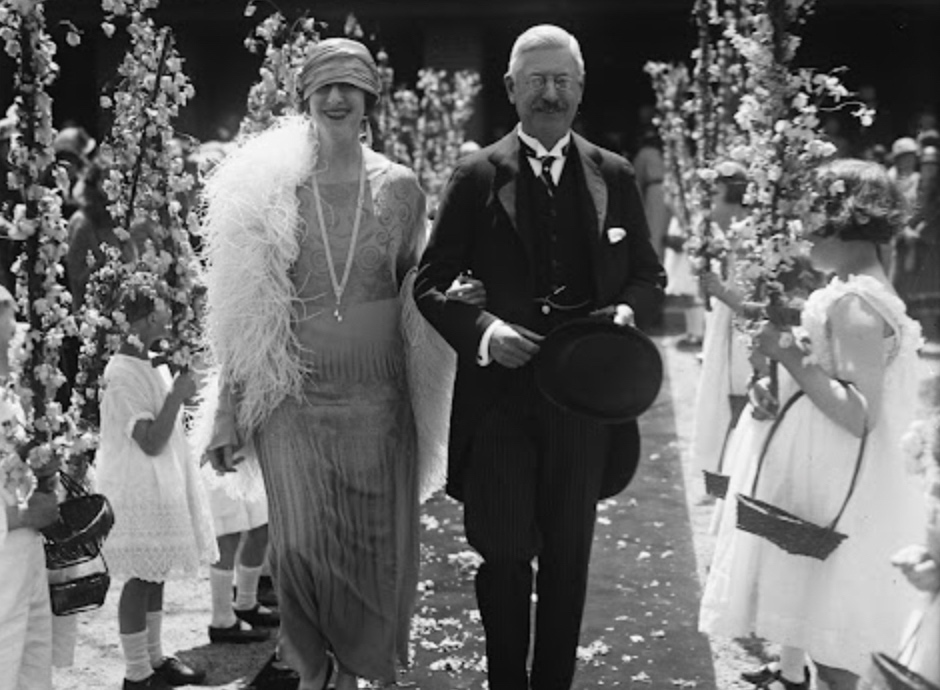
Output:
[537, 155, 557, 196]
[521, 141, 567, 196]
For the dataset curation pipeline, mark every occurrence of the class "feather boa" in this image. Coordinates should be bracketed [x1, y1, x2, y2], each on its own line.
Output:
[199, 116, 315, 433]
[196, 116, 452, 502]
[401, 269, 454, 502]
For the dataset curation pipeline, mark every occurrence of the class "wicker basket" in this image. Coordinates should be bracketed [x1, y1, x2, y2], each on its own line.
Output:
[870, 653, 940, 690]
[735, 387, 866, 561]
[49, 557, 111, 617]
[703, 470, 730, 498]
[41, 472, 115, 570]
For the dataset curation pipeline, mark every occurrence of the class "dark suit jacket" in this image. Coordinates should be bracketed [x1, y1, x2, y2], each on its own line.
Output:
[415, 131, 666, 501]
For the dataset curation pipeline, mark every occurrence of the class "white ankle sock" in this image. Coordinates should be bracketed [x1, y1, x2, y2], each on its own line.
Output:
[210, 567, 237, 628]
[234, 563, 263, 611]
[120, 630, 152, 682]
[146, 611, 164, 666]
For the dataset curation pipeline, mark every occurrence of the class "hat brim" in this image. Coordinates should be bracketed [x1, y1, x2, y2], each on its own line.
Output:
[534, 317, 663, 424]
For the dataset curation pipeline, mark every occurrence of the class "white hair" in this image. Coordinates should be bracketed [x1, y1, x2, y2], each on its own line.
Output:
[506, 24, 585, 79]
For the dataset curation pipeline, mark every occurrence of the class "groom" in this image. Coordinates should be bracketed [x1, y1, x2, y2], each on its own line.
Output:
[415, 24, 665, 690]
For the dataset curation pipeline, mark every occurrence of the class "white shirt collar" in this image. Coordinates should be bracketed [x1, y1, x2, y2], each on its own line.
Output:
[517, 125, 571, 159]
[517, 126, 571, 185]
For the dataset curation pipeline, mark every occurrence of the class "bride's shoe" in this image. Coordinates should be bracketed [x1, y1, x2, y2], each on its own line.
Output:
[333, 668, 358, 690]
[297, 657, 334, 690]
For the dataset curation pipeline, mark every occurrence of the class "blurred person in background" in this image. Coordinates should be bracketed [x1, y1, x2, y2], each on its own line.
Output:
[888, 137, 921, 210]
[895, 144, 940, 343]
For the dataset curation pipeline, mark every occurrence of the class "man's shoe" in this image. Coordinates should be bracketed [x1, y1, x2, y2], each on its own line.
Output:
[153, 656, 207, 686]
[235, 604, 280, 628]
[208, 621, 270, 644]
[122, 674, 173, 689]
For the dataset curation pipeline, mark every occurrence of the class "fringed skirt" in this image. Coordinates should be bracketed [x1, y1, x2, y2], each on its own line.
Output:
[255, 343, 419, 682]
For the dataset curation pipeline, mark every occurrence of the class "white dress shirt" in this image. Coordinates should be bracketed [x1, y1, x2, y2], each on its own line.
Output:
[476, 126, 573, 365]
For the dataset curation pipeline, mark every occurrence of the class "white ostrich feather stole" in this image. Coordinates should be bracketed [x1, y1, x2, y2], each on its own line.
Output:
[200, 116, 316, 433]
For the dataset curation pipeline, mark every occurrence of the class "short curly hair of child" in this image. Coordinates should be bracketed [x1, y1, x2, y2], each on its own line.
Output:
[117, 270, 163, 326]
[810, 159, 908, 244]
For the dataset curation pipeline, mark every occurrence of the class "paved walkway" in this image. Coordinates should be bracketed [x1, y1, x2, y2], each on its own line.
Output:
[404, 335, 719, 689]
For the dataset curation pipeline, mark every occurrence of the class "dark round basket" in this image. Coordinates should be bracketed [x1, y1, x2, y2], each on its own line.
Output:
[736, 495, 847, 559]
[870, 652, 940, 690]
[41, 473, 115, 570]
[703, 470, 730, 499]
[49, 570, 111, 617]
[734, 386, 866, 562]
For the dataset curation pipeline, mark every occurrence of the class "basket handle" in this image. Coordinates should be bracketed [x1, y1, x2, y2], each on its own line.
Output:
[748, 389, 805, 496]
[716, 394, 749, 475]
[748, 381, 868, 533]
[57, 471, 89, 500]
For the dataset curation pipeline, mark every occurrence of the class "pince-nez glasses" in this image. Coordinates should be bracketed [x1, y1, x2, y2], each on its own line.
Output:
[523, 74, 575, 92]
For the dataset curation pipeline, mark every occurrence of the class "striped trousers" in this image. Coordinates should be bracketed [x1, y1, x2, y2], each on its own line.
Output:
[463, 369, 609, 690]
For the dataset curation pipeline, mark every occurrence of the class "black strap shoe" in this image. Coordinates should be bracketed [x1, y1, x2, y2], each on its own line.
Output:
[235, 604, 281, 628]
[208, 620, 270, 644]
[757, 668, 810, 690]
[153, 656, 206, 686]
[122, 674, 173, 689]
[742, 663, 779, 685]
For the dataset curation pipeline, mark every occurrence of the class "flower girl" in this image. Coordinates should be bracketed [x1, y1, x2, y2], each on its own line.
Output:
[96, 273, 216, 689]
[700, 160, 927, 690]
[878, 409, 940, 687]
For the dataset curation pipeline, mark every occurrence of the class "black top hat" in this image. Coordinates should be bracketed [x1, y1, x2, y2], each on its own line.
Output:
[534, 317, 663, 423]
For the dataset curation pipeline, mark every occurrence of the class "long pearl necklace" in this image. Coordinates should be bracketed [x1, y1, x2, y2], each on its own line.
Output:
[312, 153, 367, 322]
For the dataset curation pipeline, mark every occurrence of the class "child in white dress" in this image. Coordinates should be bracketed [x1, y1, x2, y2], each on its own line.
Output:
[0, 286, 60, 690]
[203, 437, 279, 644]
[96, 274, 217, 689]
[692, 162, 752, 494]
[699, 160, 927, 690]
[664, 212, 705, 348]
[189, 287, 276, 645]
[880, 409, 940, 687]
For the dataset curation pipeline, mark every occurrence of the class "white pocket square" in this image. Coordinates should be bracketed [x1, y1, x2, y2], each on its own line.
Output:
[607, 227, 627, 244]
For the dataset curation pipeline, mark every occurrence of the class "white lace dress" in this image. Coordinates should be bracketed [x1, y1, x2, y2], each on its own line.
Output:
[700, 275, 927, 676]
[96, 355, 217, 581]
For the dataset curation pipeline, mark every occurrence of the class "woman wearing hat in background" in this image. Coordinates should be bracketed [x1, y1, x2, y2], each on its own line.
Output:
[888, 138, 921, 208]
[199, 38, 432, 690]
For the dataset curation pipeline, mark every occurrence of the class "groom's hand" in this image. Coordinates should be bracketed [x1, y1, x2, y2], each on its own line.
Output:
[591, 303, 635, 327]
[489, 323, 543, 369]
